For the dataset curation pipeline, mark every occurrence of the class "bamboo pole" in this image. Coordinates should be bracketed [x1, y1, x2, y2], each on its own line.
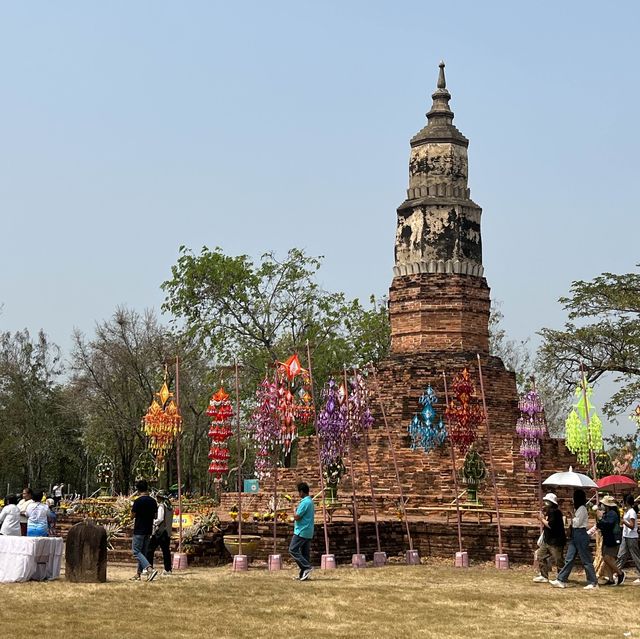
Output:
[368, 364, 413, 551]
[234, 359, 243, 555]
[343, 366, 361, 557]
[476, 355, 504, 556]
[175, 356, 183, 554]
[580, 363, 600, 506]
[354, 367, 381, 553]
[305, 340, 331, 558]
[531, 377, 544, 533]
[442, 371, 463, 554]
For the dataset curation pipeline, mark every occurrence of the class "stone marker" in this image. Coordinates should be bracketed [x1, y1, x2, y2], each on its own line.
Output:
[65, 519, 107, 583]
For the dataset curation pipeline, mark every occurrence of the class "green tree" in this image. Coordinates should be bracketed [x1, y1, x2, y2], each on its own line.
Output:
[538, 270, 640, 419]
[69, 307, 214, 493]
[161, 247, 390, 396]
[489, 302, 568, 436]
[0, 330, 83, 493]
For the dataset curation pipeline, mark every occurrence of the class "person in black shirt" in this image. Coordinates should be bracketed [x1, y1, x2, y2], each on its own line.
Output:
[533, 493, 566, 583]
[130, 479, 158, 582]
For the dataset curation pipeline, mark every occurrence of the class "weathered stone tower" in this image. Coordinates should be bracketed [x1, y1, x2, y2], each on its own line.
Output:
[277, 62, 576, 525]
[391, 61, 489, 356]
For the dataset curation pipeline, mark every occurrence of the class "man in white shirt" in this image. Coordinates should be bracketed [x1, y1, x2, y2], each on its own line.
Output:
[617, 494, 640, 583]
[0, 494, 21, 536]
[53, 483, 64, 508]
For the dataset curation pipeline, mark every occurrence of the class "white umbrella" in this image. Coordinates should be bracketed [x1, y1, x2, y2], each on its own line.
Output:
[542, 466, 598, 489]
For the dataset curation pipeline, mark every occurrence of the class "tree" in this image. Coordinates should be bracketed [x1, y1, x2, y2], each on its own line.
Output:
[162, 247, 390, 395]
[69, 307, 214, 493]
[489, 302, 569, 436]
[538, 270, 640, 419]
[0, 330, 83, 493]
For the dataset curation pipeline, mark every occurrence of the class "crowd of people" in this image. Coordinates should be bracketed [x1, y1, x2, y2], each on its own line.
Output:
[534, 489, 640, 589]
[0, 487, 57, 537]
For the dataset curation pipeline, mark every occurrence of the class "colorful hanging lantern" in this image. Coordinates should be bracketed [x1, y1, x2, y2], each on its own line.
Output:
[142, 379, 183, 471]
[444, 368, 483, 454]
[206, 387, 234, 478]
[248, 377, 280, 479]
[348, 372, 374, 439]
[318, 378, 349, 468]
[565, 382, 603, 466]
[408, 385, 446, 452]
[515, 389, 547, 472]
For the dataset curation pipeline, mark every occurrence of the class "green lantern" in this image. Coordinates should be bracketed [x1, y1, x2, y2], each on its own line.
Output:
[462, 447, 486, 503]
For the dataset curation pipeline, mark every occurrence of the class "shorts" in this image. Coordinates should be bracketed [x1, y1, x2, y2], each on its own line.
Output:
[603, 544, 619, 557]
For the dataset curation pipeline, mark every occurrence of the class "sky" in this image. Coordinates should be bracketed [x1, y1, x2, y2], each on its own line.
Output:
[0, 1, 638, 434]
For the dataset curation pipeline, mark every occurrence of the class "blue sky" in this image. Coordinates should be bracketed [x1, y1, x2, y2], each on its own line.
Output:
[0, 1, 638, 433]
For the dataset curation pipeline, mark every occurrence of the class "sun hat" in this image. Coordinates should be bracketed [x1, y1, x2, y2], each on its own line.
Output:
[601, 495, 617, 507]
[542, 493, 558, 505]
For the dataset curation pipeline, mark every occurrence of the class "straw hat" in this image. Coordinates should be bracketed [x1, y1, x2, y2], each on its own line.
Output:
[601, 495, 617, 507]
[542, 493, 558, 505]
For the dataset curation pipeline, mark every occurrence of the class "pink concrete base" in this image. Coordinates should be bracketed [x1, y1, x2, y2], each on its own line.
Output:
[232, 554, 248, 571]
[268, 554, 282, 571]
[406, 549, 420, 565]
[321, 554, 337, 570]
[172, 553, 188, 571]
[455, 551, 469, 568]
[373, 551, 387, 567]
[495, 553, 509, 570]
[351, 553, 367, 568]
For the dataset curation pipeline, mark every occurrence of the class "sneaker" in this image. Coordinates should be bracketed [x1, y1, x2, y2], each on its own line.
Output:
[161, 570, 172, 577]
[612, 573, 619, 585]
[299, 567, 313, 581]
[549, 579, 566, 588]
[583, 583, 599, 590]
[129, 574, 141, 581]
[532, 575, 548, 583]
[146, 568, 158, 582]
[618, 571, 626, 586]
[633, 578, 640, 584]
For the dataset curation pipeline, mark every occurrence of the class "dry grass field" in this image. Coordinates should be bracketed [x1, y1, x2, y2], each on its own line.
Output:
[1, 561, 639, 639]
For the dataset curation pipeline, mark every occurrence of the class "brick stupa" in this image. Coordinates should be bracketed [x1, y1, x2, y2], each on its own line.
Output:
[286, 62, 577, 514]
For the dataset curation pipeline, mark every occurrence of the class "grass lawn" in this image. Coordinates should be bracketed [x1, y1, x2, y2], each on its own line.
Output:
[1, 561, 639, 639]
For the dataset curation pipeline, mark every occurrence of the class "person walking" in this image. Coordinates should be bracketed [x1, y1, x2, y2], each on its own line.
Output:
[289, 482, 315, 581]
[533, 493, 566, 583]
[130, 480, 158, 582]
[146, 491, 173, 576]
[0, 494, 21, 536]
[617, 494, 640, 583]
[595, 495, 624, 584]
[550, 488, 598, 590]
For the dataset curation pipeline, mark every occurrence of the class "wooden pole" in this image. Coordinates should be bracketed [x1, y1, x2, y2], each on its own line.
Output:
[343, 366, 362, 557]
[234, 359, 243, 555]
[273, 445, 279, 554]
[580, 363, 600, 506]
[175, 356, 183, 554]
[369, 364, 413, 551]
[354, 367, 381, 553]
[476, 354, 504, 555]
[305, 340, 331, 557]
[531, 377, 544, 533]
[442, 371, 463, 554]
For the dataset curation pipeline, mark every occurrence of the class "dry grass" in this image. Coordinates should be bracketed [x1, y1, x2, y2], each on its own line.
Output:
[1, 560, 639, 639]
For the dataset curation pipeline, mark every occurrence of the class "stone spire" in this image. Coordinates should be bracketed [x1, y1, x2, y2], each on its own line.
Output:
[411, 61, 468, 148]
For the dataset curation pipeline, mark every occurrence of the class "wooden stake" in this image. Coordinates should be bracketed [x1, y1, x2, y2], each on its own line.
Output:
[175, 356, 183, 554]
[343, 366, 362, 556]
[369, 364, 413, 551]
[305, 340, 331, 557]
[234, 359, 243, 555]
[476, 354, 504, 556]
[442, 371, 463, 554]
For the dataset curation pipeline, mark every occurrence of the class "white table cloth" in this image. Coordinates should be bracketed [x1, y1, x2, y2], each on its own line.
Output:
[0, 536, 64, 583]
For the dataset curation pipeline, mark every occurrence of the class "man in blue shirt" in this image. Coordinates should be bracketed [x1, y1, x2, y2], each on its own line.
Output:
[289, 482, 315, 581]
